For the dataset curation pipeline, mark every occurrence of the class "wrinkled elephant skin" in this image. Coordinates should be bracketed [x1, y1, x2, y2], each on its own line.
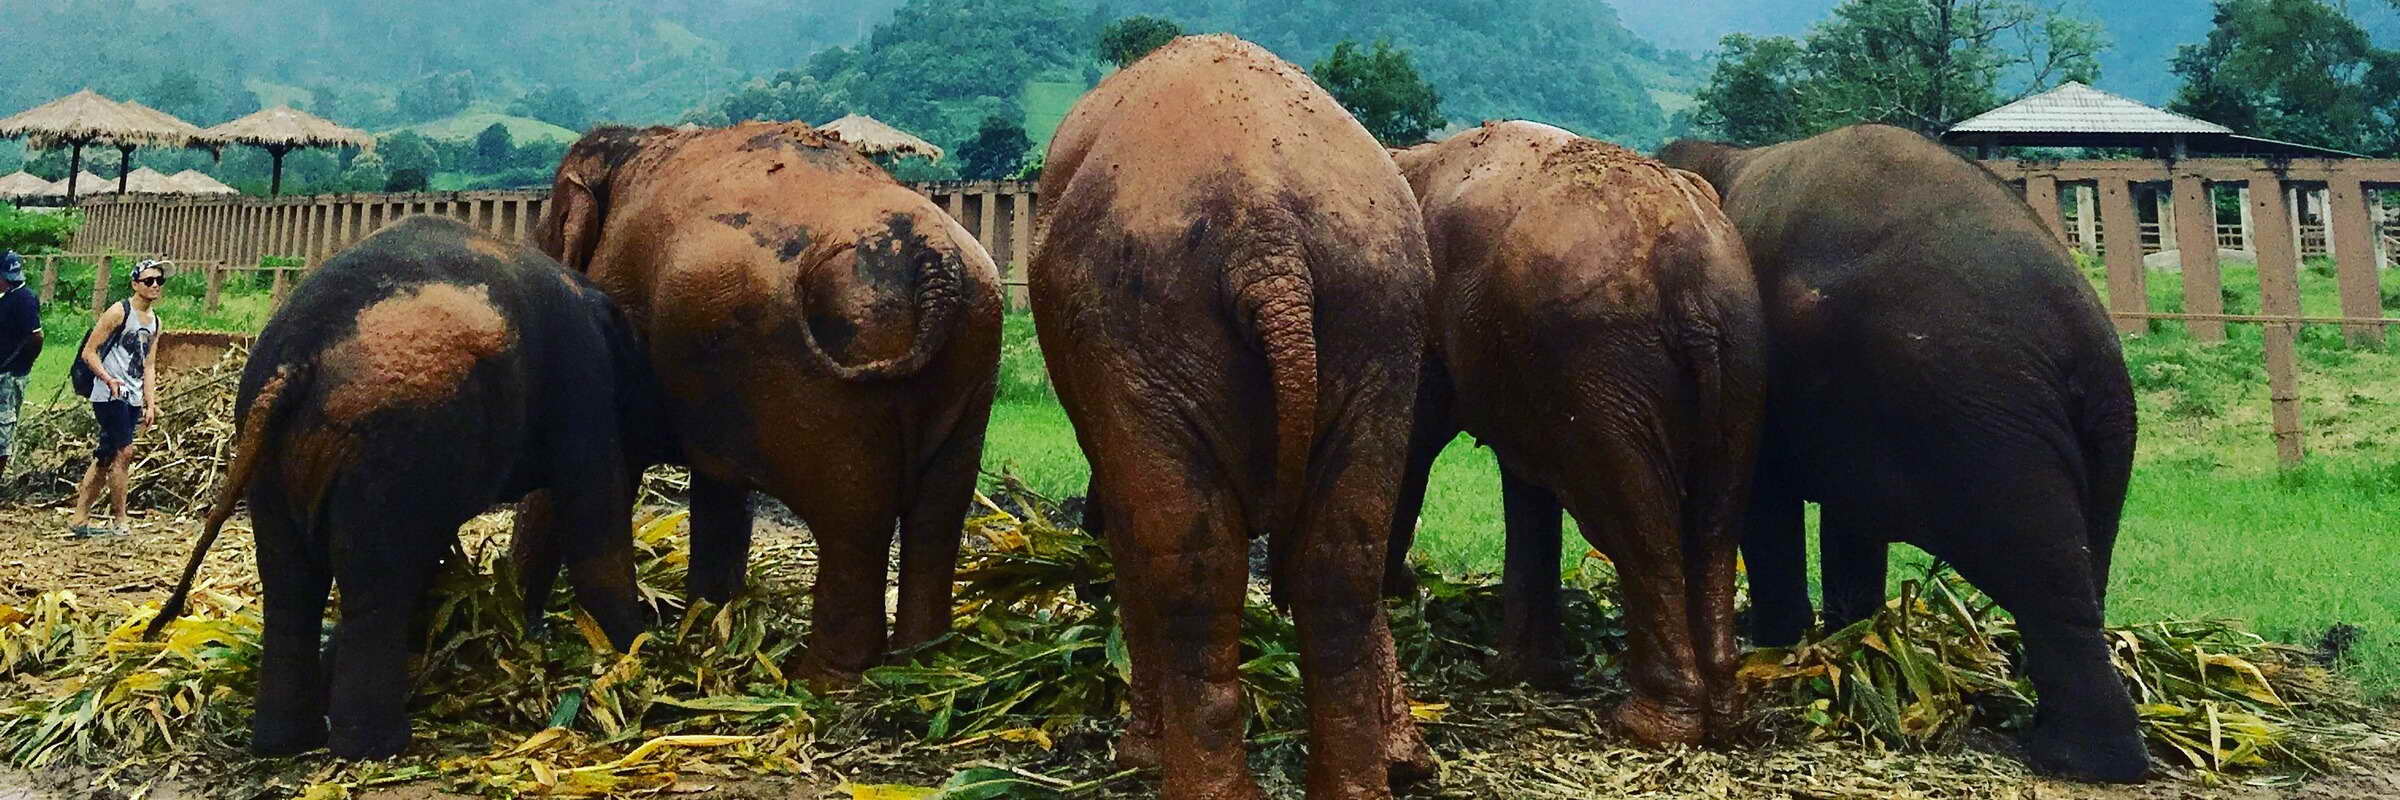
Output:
[1030, 34, 1436, 800]
[1657, 124, 2146, 783]
[1388, 121, 1767, 745]
[538, 122, 1002, 685]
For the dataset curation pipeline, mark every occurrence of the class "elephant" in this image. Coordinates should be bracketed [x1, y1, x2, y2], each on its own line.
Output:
[538, 121, 1003, 684]
[1031, 34, 1436, 800]
[1384, 120, 1766, 746]
[146, 214, 669, 759]
[1655, 124, 2145, 782]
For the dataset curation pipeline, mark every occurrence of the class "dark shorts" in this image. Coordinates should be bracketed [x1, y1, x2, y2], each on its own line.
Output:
[93, 400, 137, 464]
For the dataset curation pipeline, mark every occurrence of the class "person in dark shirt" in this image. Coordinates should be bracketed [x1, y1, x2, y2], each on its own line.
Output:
[0, 251, 42, 481]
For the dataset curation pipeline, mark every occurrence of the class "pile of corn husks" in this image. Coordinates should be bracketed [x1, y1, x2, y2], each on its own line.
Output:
[1, 476, 2391, 798]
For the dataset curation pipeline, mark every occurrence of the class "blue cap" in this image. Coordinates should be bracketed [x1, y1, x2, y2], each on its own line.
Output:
[0, 251, 20, 283]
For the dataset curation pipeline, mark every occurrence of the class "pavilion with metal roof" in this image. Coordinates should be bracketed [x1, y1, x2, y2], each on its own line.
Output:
[1942, 81, 2363, 158]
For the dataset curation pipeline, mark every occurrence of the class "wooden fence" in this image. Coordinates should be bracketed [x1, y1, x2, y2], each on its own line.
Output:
[1985, 157, 2400, 465]
[67, 180, 1041, 309]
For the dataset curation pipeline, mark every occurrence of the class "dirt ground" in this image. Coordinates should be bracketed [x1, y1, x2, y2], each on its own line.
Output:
[4, 504, 2396, 800]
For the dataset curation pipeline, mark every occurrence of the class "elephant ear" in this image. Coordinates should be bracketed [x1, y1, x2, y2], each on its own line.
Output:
[542, 171, 604, 273]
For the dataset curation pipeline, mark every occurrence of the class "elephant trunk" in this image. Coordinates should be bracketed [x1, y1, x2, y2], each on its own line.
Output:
[144, 364, 303, 641]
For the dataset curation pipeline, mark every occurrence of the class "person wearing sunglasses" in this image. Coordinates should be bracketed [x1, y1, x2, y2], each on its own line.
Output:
[68, 259, 167, 537]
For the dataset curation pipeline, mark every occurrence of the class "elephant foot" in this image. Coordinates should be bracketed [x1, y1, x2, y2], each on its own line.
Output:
[1380, 563, 1420, 600]
[1114, 718, 1162, 770]
[249, 713, 327, 757]
[327, 721, 411, 761]
[1383, 720, 1437, 786]
[784, 650, 867, 693]
[1609, 695, 1707, 748]
[1704, 691, 1760, 746]
[2024, 724, 2150, 783]
[1488, 650, 1575, 691]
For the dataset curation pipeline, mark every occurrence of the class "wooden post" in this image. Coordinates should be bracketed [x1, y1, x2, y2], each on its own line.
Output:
[976, 189, 998, 266]
[2251, 180, 2306, 466]
[91, 257, 112, 316]
[205, 263, 222, 312]
[2075, 184, 2099, 254]
[2098, 178, 2147, 334]
[2329, 177, 2382, 346]
[2025, 176, 2065, 245]
[2171, 176, 2226, 342]
[945, 191, 964, 225]
[1012, 189, 1032, 307]
[514, 199, 532, 242]
[38, 257, 57, 303]
[2156, 186, 2177, 253]
[2236, 185, 2255, 254]
[270, 263, 287, 306]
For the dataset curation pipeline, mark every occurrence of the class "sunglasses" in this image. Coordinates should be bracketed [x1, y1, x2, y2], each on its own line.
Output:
[133, 275, 165, 287]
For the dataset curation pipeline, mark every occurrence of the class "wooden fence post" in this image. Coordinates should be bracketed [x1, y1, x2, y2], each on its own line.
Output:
[2250, 180, 2306, 465]
[91, 257, 112, 315]
[38, 257, 57, 303]
[2075, 184, 2099, 254]
[205, 262, 222, 312]
[2171, 175, 2226, 342]
[2098, 177, 2147, 334]
[2328, 177, 2384, 347]
[1010, 190, 1033, 310]
[2025, 176, 2065, 245]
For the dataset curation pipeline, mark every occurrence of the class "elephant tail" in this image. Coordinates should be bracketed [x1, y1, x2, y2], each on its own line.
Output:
[1229, 239, 1319, 557]
[1673, 281, 1766, 586]
[145, 364, 302, 641]
[794, 231, 966, 382]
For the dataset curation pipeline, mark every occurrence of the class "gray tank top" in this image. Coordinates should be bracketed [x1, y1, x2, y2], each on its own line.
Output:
[88, 301, 157, 407]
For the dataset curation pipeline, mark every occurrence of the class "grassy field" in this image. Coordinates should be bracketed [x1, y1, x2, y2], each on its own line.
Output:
[20, 254, 2397, 698]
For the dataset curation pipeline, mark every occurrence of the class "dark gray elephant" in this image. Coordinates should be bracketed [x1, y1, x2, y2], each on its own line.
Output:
[1657, 124, 2144, 782]
[147, 215, 670, 759]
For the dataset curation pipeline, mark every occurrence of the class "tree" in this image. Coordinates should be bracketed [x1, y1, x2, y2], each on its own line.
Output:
[394, 71, 477, 123]
[1098, 15, 1182, 68]
[377, 131, 443, 177]
[341, 151, 390, 192]
[1690, 0, 2106, 142]
[510, 85, 592, 132]
[1311, 40, 1446, 146]
[714, 71, 845, 124]
[2169, 0, 2399, 155]
[387, 169, 430, 193]
[474, 123, 516, 174]
[956, 115, 1033, 180]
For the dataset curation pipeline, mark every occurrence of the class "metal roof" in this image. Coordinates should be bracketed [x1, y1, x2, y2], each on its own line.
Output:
[1948, 81, 2229, 135]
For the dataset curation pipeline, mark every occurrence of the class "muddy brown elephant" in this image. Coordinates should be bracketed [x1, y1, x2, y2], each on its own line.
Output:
[146, 215, 670, 759]
[538, 122, 1003, 683]
[1031, 34, 1436, 800]
[1382, 121, 1767, 745]
[1656, 124, 2145, 782]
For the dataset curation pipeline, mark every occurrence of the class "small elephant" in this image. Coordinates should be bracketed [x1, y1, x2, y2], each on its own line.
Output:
[1657, 124, 2144, 782]
[1386, 121, 1766, 745]
[538, 121, 1002, 684]
[148, 215, 670, 759]
[1032, 34, 1435, 800]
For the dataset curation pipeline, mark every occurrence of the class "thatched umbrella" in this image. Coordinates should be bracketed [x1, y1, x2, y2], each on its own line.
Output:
[818, 114, 945, 163]
[0, 171, 57, 199]
[110, 100, 214, 194]
[122, 167, 179, 193]
[169, 169, 237, 195]
[202, 105, 372, 196]
[0, 89, 199, 201]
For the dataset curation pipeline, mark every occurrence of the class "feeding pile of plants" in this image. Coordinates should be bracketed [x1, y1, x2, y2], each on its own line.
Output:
[0, 475, 2390, 799]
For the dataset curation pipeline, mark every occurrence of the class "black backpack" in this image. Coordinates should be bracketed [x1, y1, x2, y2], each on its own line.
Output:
[69, 300, 131, 398]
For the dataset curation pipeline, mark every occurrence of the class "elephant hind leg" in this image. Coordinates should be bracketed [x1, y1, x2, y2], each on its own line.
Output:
[685, 474, 755, 604]
[1493, 465, 1570, 689]
[324, 503, 450, 760]
[1740, 475, 1811, 647]
[1562, 456, 1713, 747]
[894, 386, 995, 654]
[1932, 489, 2146, 783]
[250, 491, 331, 757]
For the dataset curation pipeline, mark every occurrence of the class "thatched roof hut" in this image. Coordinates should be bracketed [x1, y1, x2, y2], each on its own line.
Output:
[0, 171, 58, 199]
[0, 90, 211, 200]
[818, 114, 944, 163]
[170, 170, 238, 195]
[202, 106, 373, 196]
[121, 167, 179, 193]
